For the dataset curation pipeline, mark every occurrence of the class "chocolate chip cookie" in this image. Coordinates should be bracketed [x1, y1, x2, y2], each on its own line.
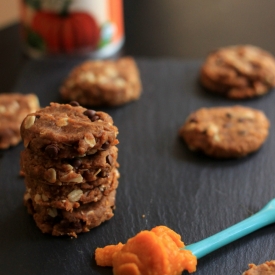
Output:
[20, 102, 120, 236]
[60, 57, 142, 106]
[200, 45, 275, 99]
[242, 261, 275, 275]
[0, 93, 39, 149]
[24, 189, 116, 238]
[24, 168, 119, 211]
[179, 106, 270, 158]
[20, 146, 119, 185]
[20, 102, 119, 159]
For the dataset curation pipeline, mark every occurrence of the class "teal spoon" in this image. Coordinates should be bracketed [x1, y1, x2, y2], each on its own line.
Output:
[184, 199, 275, 259]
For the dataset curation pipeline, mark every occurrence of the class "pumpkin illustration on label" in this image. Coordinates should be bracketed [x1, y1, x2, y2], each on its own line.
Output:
[31, 11, 100, 53]
[21, 0, 124, 57]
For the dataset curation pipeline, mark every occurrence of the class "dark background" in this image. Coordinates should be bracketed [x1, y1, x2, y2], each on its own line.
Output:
[2, 0, 275, 92]
[1, 1, 275, 274]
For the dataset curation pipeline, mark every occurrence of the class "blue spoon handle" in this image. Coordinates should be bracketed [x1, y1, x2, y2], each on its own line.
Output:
[185, 199, 275, 259]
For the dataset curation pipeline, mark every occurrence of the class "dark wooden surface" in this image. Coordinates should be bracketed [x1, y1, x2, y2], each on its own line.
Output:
[1, 1, 275, 274]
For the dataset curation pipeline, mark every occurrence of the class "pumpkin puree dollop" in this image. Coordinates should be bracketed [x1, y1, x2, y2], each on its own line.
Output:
[95, 225, 197, 275]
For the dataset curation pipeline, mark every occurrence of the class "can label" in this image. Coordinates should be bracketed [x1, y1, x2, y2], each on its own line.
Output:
[21, 0, 124, 57]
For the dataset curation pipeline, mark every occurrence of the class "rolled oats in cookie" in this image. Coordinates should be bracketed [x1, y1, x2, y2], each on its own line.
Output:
[242, 260, 275, 275]
[179, 106, 270, 158]
[20, 101, 120, 236]
[60, 56, 142, 106]
[20, 146, 119, 185]
[200, 45, 275, 99]
[0, 93, 39, 149]
[20, 102, 119, 158]
[24, 168, 119, 211]
[24, 189, 117, 238]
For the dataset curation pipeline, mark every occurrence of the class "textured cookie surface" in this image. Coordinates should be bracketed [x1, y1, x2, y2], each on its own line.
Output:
[24, 189, 116, 237]
[60, 57, 142, 106]
[20, 102, 119, 158]
[179, 106, 270, 158]
[0, 93, 39, 149]
[200, 45, 275, 99]
[24, 168, 119, 211]
[242, 261, 275, 275]
[21, 146, 119, 185]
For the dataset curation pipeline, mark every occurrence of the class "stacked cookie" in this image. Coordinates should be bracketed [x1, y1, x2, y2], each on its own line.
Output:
[20, 102, 119, 237]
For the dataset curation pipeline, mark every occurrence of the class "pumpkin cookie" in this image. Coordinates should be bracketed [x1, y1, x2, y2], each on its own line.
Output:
[24, 168, 119, 211]
[242, 260, 275, 275]
[0, 93, 39, 149]
[24, 189, 116, 238]
[20, 146, 119, 185]
[200, 45, 275, 99]
[179, 106, 270, 158]
[60, 57, 142, 106]
[20, 102, 119, 159]
[20, 102, 120, 236]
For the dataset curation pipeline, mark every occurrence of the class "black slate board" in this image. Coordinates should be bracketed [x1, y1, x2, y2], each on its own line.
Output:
[1, 57, 275, 275]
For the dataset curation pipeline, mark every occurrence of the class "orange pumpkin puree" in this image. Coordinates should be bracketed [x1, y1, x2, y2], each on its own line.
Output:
[95, 225, 197, 275]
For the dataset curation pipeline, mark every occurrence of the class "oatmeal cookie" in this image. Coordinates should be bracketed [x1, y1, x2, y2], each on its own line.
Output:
[60, 57, 142, 106]
[21, 101, 120, 236]
[0, 93, 39, 149]
[24, 189, 116, 237]
[20, 102, 119, 158]
[179, 105, 270, 158]
[242, 260, 275, 275]
[20, 146, 119, 185]
[200, 45, 275, 99]
[25, 168, 119, 211]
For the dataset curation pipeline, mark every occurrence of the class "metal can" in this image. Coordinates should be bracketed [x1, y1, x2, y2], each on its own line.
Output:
[20, 0, 124, 58]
